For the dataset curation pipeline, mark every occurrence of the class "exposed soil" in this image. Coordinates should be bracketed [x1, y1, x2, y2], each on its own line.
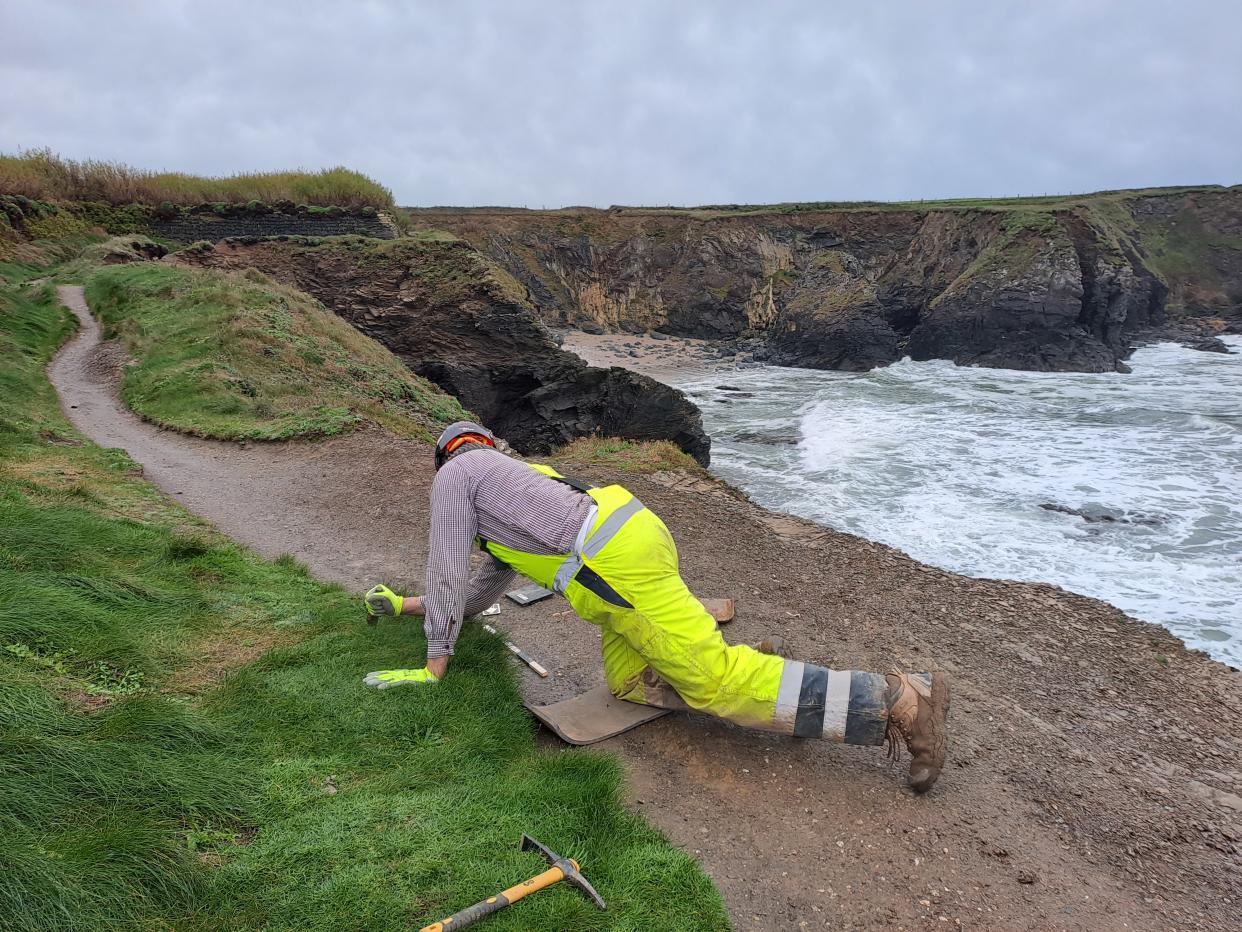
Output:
[50, 286, 1242, 931]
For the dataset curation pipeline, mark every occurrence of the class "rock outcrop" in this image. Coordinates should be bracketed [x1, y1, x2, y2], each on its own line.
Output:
[174, 238, 710, 463]
[404, 186, 1241, 373]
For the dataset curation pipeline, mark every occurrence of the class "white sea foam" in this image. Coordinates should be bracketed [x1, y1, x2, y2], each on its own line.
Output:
[681, 337, 1242, 669]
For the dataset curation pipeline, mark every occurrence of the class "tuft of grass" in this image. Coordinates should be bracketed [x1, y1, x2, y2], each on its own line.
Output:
[547, 437, 703, 474]
[1, 149, 393, 210]
[84, 263, 469, 441]
[0, 275, 730, 929]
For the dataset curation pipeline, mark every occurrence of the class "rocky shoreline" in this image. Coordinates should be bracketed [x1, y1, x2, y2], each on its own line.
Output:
[565, 321, 1237, 383]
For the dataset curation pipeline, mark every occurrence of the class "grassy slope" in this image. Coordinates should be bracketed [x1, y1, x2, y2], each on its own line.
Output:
[1, 150, 394, 209]
[0, 277, 728, 930]
[85, 263, 468, 441]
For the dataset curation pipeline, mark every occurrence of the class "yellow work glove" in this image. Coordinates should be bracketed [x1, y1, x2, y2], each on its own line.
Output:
[363, 668, 439, 689]
[364, 584, 404, 618]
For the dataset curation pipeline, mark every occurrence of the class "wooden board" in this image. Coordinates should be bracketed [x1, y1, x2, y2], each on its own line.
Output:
[526, 686, 670, 745]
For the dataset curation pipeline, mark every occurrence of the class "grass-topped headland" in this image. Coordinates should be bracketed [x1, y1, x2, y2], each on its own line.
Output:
[83, 262, 468, 441]
[1, 149, 394, 210]
[403, 184, 1236, 221]
[0, 264, 729, 928]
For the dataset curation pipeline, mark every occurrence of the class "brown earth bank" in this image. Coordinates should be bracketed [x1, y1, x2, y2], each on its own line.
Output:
[401, 186, 1242, 374]
[51, 286, 1242, 931]
[170, 237, 711, 464]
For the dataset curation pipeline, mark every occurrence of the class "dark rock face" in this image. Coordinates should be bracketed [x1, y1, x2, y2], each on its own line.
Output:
[1040, 503, 1166, 527]
[875, 212, 1158, 372]
[416, 357, 709, 463]
[176, 239, 710, 464]
[772, 300, 902, 371]
[903, 229, 1126, 372]
[768, 247, 903, 370]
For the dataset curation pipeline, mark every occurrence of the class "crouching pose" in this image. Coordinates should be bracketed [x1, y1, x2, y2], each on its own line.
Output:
[363, 422, 950, 792]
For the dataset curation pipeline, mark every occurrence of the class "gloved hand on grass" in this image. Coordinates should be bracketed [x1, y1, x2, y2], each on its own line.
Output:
[364, 583, 404, 618]
[363, 667, 440, 689]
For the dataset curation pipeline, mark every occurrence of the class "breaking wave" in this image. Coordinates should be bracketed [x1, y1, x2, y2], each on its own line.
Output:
[681, 337, 1242, 669]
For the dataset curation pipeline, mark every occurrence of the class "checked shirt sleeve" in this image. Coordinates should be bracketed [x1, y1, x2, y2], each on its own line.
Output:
[423, 464, 479, 658]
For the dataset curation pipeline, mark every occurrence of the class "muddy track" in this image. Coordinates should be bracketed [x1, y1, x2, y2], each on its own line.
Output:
[50, 285, 1241, 930]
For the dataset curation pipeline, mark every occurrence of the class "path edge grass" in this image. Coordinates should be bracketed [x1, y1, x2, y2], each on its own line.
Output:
[0, 269, 730, 930]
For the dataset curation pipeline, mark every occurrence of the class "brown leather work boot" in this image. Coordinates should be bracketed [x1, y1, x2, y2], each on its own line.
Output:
[885, 671, 950, 793]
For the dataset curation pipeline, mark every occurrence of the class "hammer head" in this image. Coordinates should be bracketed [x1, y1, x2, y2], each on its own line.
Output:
[520, 834, 606, 912]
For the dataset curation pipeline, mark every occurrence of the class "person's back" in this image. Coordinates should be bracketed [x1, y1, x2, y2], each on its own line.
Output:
[432, 447, 590, 557]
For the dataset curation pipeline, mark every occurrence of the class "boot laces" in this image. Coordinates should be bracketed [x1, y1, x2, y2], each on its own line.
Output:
[885, 719, 905, 763]
[884, 668, 914, 764]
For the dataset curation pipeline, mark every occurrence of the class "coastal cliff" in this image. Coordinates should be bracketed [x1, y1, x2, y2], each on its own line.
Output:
[173, 237, 711, 463]
[402, 186, 1241, 373]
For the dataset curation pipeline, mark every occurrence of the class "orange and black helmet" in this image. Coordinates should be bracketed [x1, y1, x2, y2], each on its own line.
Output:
[434, 420, 496, 470]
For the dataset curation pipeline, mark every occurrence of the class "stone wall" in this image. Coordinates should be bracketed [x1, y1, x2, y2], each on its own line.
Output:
[151, 212, 395, 243]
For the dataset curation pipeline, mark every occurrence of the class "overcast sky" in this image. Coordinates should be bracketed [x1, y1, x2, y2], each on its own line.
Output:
[3, 1, 1238, 207]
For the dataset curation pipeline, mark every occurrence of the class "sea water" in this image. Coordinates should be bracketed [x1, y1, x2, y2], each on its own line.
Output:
[679, 337, 1242, 669]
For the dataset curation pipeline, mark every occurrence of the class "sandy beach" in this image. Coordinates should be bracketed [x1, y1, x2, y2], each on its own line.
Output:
[561, 329, 736, 384]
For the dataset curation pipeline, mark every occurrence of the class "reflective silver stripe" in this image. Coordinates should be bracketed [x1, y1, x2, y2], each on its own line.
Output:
[552, 497, 643, 594]
[581, 496, 644, 559]
[773, 659, 805, 733]
[821, 669, 852, 741]
[552, 556, 580, 593]
[551, 504, 598, 593]
[573, 503, 599, 554]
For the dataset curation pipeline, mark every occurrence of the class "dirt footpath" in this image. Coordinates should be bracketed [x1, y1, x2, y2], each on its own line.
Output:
[51, 286, 1242, 930]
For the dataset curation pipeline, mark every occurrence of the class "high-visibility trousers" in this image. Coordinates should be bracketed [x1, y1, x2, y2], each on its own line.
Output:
[485, 477, 889, 745]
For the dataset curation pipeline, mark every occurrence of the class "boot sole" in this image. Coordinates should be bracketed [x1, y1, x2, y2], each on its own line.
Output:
[909, 672, 951, 794]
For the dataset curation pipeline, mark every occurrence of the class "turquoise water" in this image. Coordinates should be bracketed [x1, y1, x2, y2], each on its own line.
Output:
[681, 337, 1242, 669]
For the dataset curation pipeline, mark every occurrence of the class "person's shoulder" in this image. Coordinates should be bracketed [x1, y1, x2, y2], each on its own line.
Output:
[435, 447, 507, 483]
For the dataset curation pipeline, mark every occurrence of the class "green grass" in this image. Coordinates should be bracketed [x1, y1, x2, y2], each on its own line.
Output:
[1134, 209, 1242, 296]
[84, 263, 469, 441]
[548, 437, 703, 474]
[1, 149, 394, 209]
[0, 278, 730, 929]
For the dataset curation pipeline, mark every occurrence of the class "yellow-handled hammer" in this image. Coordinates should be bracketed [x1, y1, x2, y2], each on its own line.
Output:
[420, 834, 605, 931]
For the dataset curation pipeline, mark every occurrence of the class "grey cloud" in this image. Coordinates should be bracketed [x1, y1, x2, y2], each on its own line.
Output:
[1, 0, 1238, 206]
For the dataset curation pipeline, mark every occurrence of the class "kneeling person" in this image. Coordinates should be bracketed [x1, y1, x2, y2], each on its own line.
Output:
[364, 422, 950, 792]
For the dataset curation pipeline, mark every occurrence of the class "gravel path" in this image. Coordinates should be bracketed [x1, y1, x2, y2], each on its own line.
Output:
[51, 285, 1242, 930]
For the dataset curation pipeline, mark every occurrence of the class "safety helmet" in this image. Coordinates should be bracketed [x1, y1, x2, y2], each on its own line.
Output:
[434, 420, 496, 470]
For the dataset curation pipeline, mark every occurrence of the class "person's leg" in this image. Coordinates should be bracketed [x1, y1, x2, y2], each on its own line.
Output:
[600, 625, 690, 712]
[576, 504, 950, 791]
[601, 582, 891, 742]
[586, 509, 890, 742]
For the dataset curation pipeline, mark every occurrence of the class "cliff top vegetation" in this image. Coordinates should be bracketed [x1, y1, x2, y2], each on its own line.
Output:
[84, 262, 468, 441]
[403, 183, 1236, 219]
[0, 149, 394, 210]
